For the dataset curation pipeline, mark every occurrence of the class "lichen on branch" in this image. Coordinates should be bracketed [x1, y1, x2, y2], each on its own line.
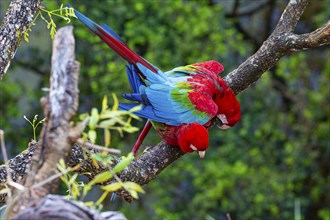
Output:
[0, 0, 41, 79]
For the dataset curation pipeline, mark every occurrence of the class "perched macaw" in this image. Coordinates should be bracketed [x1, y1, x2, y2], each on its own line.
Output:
[71, 6, 241, 158]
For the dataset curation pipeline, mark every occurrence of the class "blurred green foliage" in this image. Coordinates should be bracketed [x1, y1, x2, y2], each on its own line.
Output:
[0, 0, 329, 219]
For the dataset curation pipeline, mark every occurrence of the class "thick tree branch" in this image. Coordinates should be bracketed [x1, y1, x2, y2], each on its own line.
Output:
[289, 21, 330, 50]
[0, 141, 184, 204]
[5, 26, 80, 218]
[224, 0, 329, 94]
[0, 0, 41, 79]
[274, 0, 309, 33]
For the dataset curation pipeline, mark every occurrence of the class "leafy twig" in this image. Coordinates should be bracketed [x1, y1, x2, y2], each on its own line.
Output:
[24, 4, 76, 42]
[23, 115, 45, 141]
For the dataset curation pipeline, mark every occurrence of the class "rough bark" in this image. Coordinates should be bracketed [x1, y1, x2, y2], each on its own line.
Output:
[0, 141, 37, 203]
[4, 26, 80, 218]
[1, 140, 184, 204]
[0, 0, 41, 79]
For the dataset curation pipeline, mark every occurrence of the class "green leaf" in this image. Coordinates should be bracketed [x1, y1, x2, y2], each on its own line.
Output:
[92, 171, 113, 184]
[91, 153, 104, 162]
[128, 105, 142, 113]
[123, 181, 145, 193]
[98, 119, 117, 128]
[71, 181, 80, 199]
[112, 93, 119, 110]
[104, 129, 111, 147]
[68, 173, 79, 186]
[115, 127, 124, 137]
[23, 115, 33, 126]
[59, 175, 69, 186]
[101, 182, 123, 192]
[57, 159, 67, 173]
[127, 188, 138, 199]
[122, 182, 145, 199]
[102, 95, 108, 112]
[83, 170, 112, 196]
[99, 111, 122, 119]
[83, 184, 92, 197]
[89, 108, 99, 129]
[122, 126, 139, 133]
[88, 130, 97, 143]
[96, 191, 109, 205]
[32, 114, 39, 125]
[113, 152, 134, 173]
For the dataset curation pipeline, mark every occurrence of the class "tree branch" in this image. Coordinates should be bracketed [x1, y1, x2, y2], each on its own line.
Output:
[274, 0, 309, 33]
[5, 26, 80, 218]
[288, 21, 330, 50]
[0, 0, 41, 79]
[224, 0, 329, 94]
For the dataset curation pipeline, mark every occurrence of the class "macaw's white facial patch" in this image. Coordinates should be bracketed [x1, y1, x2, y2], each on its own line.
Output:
[190, 144, 197, 151]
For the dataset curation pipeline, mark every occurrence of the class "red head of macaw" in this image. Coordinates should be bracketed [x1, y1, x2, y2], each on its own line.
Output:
[151, 121, 208, 158]
[214, 78, 241, 129]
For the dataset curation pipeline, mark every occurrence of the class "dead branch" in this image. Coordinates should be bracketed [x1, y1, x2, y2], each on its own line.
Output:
[4, 26, 80, 218]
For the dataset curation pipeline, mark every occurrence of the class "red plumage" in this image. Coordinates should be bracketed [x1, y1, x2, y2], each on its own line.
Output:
[151, 121, 208, 158]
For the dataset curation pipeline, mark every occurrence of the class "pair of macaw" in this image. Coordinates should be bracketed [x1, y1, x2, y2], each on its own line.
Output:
[70, 6, 241, 158]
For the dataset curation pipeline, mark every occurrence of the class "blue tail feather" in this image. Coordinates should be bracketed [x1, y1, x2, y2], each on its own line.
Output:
[122, 93, 150, 105]
[101, 23, 124, 43]
[122, 93, 141, 102]
[126, 64, 145, 93]
[67, 4, 100, 34]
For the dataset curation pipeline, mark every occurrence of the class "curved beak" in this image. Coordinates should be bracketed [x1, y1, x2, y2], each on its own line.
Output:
[190, 144, 206, 158]
[217, 114, 231, 129]
[198, 151, 206, 158]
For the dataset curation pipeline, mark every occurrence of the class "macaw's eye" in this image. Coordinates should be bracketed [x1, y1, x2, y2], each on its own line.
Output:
[213, 94, 216, 99]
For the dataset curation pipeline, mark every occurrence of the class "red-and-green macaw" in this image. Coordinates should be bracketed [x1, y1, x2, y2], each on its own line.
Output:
[71, 6, 241, 158]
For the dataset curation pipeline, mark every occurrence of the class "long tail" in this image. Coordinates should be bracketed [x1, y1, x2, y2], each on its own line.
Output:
[67, 4, 158, 75]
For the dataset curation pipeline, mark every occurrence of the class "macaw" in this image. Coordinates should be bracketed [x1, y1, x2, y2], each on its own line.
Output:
[70, 6, 241, 158]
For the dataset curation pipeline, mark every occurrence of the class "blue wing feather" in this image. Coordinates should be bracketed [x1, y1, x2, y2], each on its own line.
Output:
[125, 64, 145, 93]
[120, 64, 215, 125]
[119, 103, 171, 124]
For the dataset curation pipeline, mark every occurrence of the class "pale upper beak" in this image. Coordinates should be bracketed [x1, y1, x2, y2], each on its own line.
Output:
[217, 114, 231, 129]
[190, 144, 206, 159]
